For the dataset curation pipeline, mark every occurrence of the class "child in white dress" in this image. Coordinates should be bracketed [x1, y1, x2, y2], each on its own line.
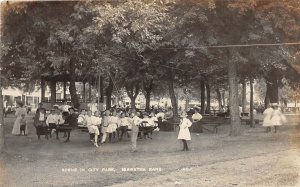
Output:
[271, 103, 287, 133]
[107, 110, 120, 142]
[178, 112, 192, 151]
[262, 104, 274, 133]
[85, 110, 101, 147]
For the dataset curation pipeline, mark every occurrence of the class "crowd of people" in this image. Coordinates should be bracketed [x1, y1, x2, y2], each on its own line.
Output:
[9, 99, 288, 152]
[11, 101, 168, 152]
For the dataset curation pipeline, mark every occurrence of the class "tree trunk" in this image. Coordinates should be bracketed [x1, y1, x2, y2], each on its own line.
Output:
[41, 78, 45, 102]
[50, 80, 56, 105]
[100, 76, 104, 103]
[63, 81, 67, 100]
[89, 83, 92, 102]
[145, 91, 151, 112]
[126, 82, 140, 110]
[222, 91, 226, 106]
[0, 68, 5, 152]
[83, 82, 86, 102]
[143, 80, 153, 112]
[200, 80, 206, 114]
[242, 78, 247, 112]
[167, 69, 178, 117]
[268, 78, 279, 104]
[105, 77, 113, 109]
[228, 53, 241, 136]
[250, 78, 254, 127]
[216, 89, 222, 109]
[264, 81, 270, 108]
[185, 91, 190, 112]
[69, 60, 80, 109]
[206, 83, 211, 114]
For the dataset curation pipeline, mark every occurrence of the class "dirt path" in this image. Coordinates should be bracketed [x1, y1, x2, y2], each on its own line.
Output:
[111, 149, 300, 187]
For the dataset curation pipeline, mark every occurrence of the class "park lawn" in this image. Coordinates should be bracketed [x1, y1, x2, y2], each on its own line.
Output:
[0, 113, 300, 187]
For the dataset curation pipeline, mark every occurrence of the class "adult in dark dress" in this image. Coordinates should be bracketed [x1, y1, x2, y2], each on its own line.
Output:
[34, 107, 49, 140]
[58, 107, 77, 142]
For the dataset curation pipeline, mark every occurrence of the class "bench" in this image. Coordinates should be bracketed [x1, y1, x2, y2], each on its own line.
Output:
[241, 118, 260, 125]
[192, 117, 230, 133]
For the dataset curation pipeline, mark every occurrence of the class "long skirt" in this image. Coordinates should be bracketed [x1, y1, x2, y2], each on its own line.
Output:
[36, 122, 50, 135]
[12, 117, 28, 135]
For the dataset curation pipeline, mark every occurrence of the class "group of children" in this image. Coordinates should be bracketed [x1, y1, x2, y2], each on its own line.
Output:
[77, 108, 159, 149]
[262, 103, 287, 133]
[12, 101, 197, 152]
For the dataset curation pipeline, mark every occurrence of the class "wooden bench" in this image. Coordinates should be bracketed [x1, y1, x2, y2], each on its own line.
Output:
[193, 117, 230, 133]
[241, 118, 260, 125]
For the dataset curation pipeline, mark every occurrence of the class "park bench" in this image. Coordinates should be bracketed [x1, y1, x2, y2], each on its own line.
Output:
[157, 118, 178, 132]
[241, 118, 260, 125]
[191, 116, 230, 133]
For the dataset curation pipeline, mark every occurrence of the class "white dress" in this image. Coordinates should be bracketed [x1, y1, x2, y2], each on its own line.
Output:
[106, 116, 119, 133]
[178, 118, 192, 140]
[88, 103, 98, 114]
[12, 107, 27, 135]
[86, 116, 101, 135]
[262, 107, 274, 127]
[77, 114, 87, 127]
[271, 109, 286, 126]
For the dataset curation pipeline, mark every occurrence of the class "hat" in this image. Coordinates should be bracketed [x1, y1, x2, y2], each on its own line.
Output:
[68, 107, 75, 111]
[181, 112, 188, 117]
[50, 108, 56, 111]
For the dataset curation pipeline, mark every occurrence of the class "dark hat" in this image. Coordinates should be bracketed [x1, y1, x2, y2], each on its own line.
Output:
[68, 107, 75, 111]
[39, 107, 46, 111]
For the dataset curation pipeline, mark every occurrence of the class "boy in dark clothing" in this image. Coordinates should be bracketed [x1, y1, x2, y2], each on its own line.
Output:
[20, 114, 27, 136]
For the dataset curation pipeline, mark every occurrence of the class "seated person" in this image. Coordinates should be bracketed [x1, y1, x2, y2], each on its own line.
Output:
[86, 110, 101, 147]
[57, 107, 76, 143]
[119, 112, 130, 140]
[156, 109, 165, 121]
[34, 107, 49, 140]
[164, 107, 174, 121]
[77, 109, 87, 127]
[192, 108, 203, 133]
[46, 108, 61, 138]
[144, 113, 157, 138]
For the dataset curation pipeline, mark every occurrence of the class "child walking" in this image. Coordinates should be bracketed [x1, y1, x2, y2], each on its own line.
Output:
[178, 112, 192, 151]
[20, 114, 27, 136]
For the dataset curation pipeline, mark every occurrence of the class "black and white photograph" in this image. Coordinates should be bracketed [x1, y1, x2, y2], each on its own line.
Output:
[1, 0, 300, 186]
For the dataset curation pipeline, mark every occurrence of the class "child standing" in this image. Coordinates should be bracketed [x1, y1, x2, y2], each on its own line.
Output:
[178, 112, 192, 151]
[101, 110, 110, 143]
[130, 110, 142, 152]
[19, 114, 27, 136]
[119, 112, 130, 140]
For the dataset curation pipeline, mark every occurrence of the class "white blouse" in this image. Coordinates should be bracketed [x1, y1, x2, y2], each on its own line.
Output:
[108, 116, 120, 125]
